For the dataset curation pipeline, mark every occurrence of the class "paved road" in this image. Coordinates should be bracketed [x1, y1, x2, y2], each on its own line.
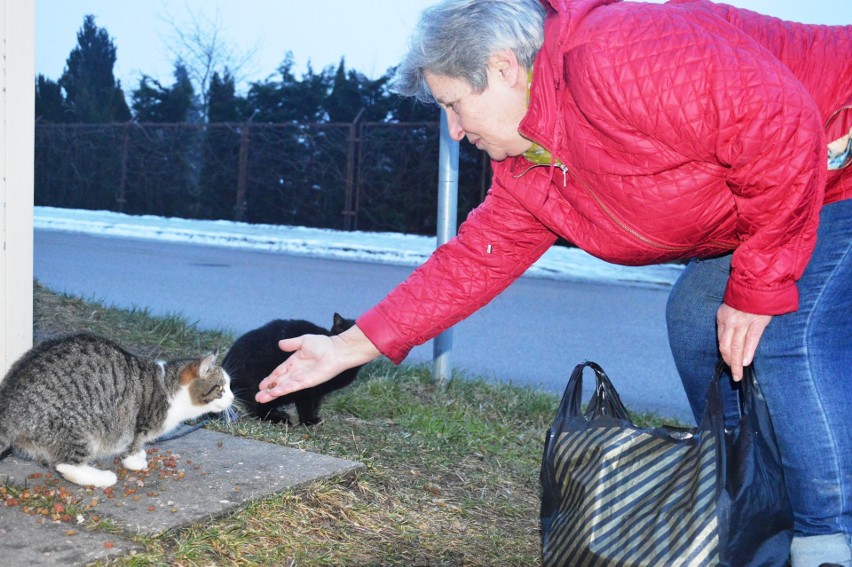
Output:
[34, 230, 694, 422]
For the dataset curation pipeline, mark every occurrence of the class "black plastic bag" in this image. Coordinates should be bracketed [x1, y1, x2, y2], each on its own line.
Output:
[540, 361, 792, 566]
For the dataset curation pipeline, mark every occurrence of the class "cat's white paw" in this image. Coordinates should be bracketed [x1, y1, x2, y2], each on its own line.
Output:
[56, 463, 118, 487]
[121, 449, 148, 471]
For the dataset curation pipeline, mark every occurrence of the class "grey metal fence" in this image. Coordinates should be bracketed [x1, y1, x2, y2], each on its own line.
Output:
[35, 120, 491, 235]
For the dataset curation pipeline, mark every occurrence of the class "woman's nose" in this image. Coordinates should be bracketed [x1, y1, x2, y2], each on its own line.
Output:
[445, 110, 465, 141]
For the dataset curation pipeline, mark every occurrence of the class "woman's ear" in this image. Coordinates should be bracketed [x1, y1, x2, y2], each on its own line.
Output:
[488, 48, 524, 88]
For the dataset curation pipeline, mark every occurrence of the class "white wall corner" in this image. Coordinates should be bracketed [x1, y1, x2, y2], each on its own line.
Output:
[1, 0, 36, 377]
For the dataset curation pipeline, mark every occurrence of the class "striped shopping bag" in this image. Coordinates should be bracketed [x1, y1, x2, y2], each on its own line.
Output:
[539, 361, 792, 567]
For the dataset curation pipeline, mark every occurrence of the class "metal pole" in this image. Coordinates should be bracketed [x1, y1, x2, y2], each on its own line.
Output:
[433, 112, 459, 384]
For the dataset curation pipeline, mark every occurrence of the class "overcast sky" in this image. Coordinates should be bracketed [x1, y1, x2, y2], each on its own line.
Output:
[36, 0, 851, 93]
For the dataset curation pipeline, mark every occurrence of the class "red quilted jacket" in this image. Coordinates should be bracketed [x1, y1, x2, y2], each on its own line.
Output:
[359, 0, 852, 364]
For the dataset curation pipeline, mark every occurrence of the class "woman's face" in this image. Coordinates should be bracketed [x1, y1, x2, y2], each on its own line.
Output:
[425, 61, 532, 161]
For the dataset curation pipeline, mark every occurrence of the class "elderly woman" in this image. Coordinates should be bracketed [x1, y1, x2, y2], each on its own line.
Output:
[257, 0, 852, 563]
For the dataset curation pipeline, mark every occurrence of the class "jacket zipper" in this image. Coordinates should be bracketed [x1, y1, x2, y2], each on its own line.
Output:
[514, 140, 733, 252]
[513, 162, 569, 187]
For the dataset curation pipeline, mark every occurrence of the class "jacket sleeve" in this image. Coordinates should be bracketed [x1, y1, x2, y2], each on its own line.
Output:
[578, 3, 826, 315]
[708, 42, 825, 316]
[357, 180, 557, 363]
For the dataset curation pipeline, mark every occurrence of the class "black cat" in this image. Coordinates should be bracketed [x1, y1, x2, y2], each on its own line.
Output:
[223, 313, 363, 426]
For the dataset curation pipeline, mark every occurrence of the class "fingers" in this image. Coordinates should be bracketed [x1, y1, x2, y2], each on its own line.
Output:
[254, 334, 336, 404]
[741, 327, 762, 368]
[252, 330, 376, 406]
[277, 337, 301, 353]
[255, 373, 301, 403]
[255, 362, 312, 403]
[718, 325, 746, 382]
[255, 337, 307, 401]
[254, 361, 281, 397]
[716, 304, 772, 382]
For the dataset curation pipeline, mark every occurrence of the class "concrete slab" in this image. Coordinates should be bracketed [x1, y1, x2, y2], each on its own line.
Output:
[0, 429, 362, 565]
[0, 505, 140, 567]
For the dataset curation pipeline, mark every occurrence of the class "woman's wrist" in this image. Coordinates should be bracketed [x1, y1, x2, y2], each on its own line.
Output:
[335, 324, 381, 366]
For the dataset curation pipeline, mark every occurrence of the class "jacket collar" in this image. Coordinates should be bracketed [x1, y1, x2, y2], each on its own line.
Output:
[519, 0, 620, 158]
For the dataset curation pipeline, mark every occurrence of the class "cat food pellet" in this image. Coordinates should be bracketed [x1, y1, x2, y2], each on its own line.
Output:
[266, 381, 277, 390]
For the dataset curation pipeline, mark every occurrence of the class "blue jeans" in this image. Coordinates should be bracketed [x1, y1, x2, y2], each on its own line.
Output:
[666, 198, 852, 540]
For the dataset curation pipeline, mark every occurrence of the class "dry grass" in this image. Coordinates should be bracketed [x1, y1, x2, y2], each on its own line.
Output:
[28, 281, 674, 566]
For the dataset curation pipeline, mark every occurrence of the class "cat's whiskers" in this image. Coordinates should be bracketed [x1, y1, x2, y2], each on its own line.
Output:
[221, 406, 241, 423]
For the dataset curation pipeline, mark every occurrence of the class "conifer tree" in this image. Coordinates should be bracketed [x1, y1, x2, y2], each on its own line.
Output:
[58, 15, 130, 123]
[131, 63, 200, 123]
[207, 70, 244, 122]
[246, 53, 332, 123]
[35, 75, 66, 123]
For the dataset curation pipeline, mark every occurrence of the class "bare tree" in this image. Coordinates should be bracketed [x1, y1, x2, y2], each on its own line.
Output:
[158, 3, 259, 120]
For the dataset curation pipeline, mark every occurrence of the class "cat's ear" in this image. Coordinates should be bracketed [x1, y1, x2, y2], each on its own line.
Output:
[333, 313, 344, 327]
[182, 353, 217, 384]
[199, 353, 217, 376]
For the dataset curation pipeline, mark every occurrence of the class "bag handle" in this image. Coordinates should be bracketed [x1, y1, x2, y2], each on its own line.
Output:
[703, 361, 759, 432]
[558, 361, 631, 423]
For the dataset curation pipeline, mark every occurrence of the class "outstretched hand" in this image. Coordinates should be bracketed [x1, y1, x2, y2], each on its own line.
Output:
[255, 324, 380, 403]
[716, 303, 772, 381]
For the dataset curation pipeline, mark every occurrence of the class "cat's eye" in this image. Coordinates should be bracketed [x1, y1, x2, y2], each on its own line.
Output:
[205, 384, 223, 396]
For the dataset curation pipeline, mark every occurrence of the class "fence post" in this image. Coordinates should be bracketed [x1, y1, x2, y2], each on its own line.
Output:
[343, 108, 365, 231]
[433, 112, 459, 385]
[353, 119, 366, 231]
[117, 123, 129, 212]
[235, 123, 250, 222]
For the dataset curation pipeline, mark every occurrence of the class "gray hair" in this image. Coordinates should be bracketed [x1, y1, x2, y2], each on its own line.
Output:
[391, 0, 547, 103]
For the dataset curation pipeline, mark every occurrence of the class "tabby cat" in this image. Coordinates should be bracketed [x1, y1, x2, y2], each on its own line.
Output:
[0, 333, 233, 487]
[223, 313, 363, 426]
